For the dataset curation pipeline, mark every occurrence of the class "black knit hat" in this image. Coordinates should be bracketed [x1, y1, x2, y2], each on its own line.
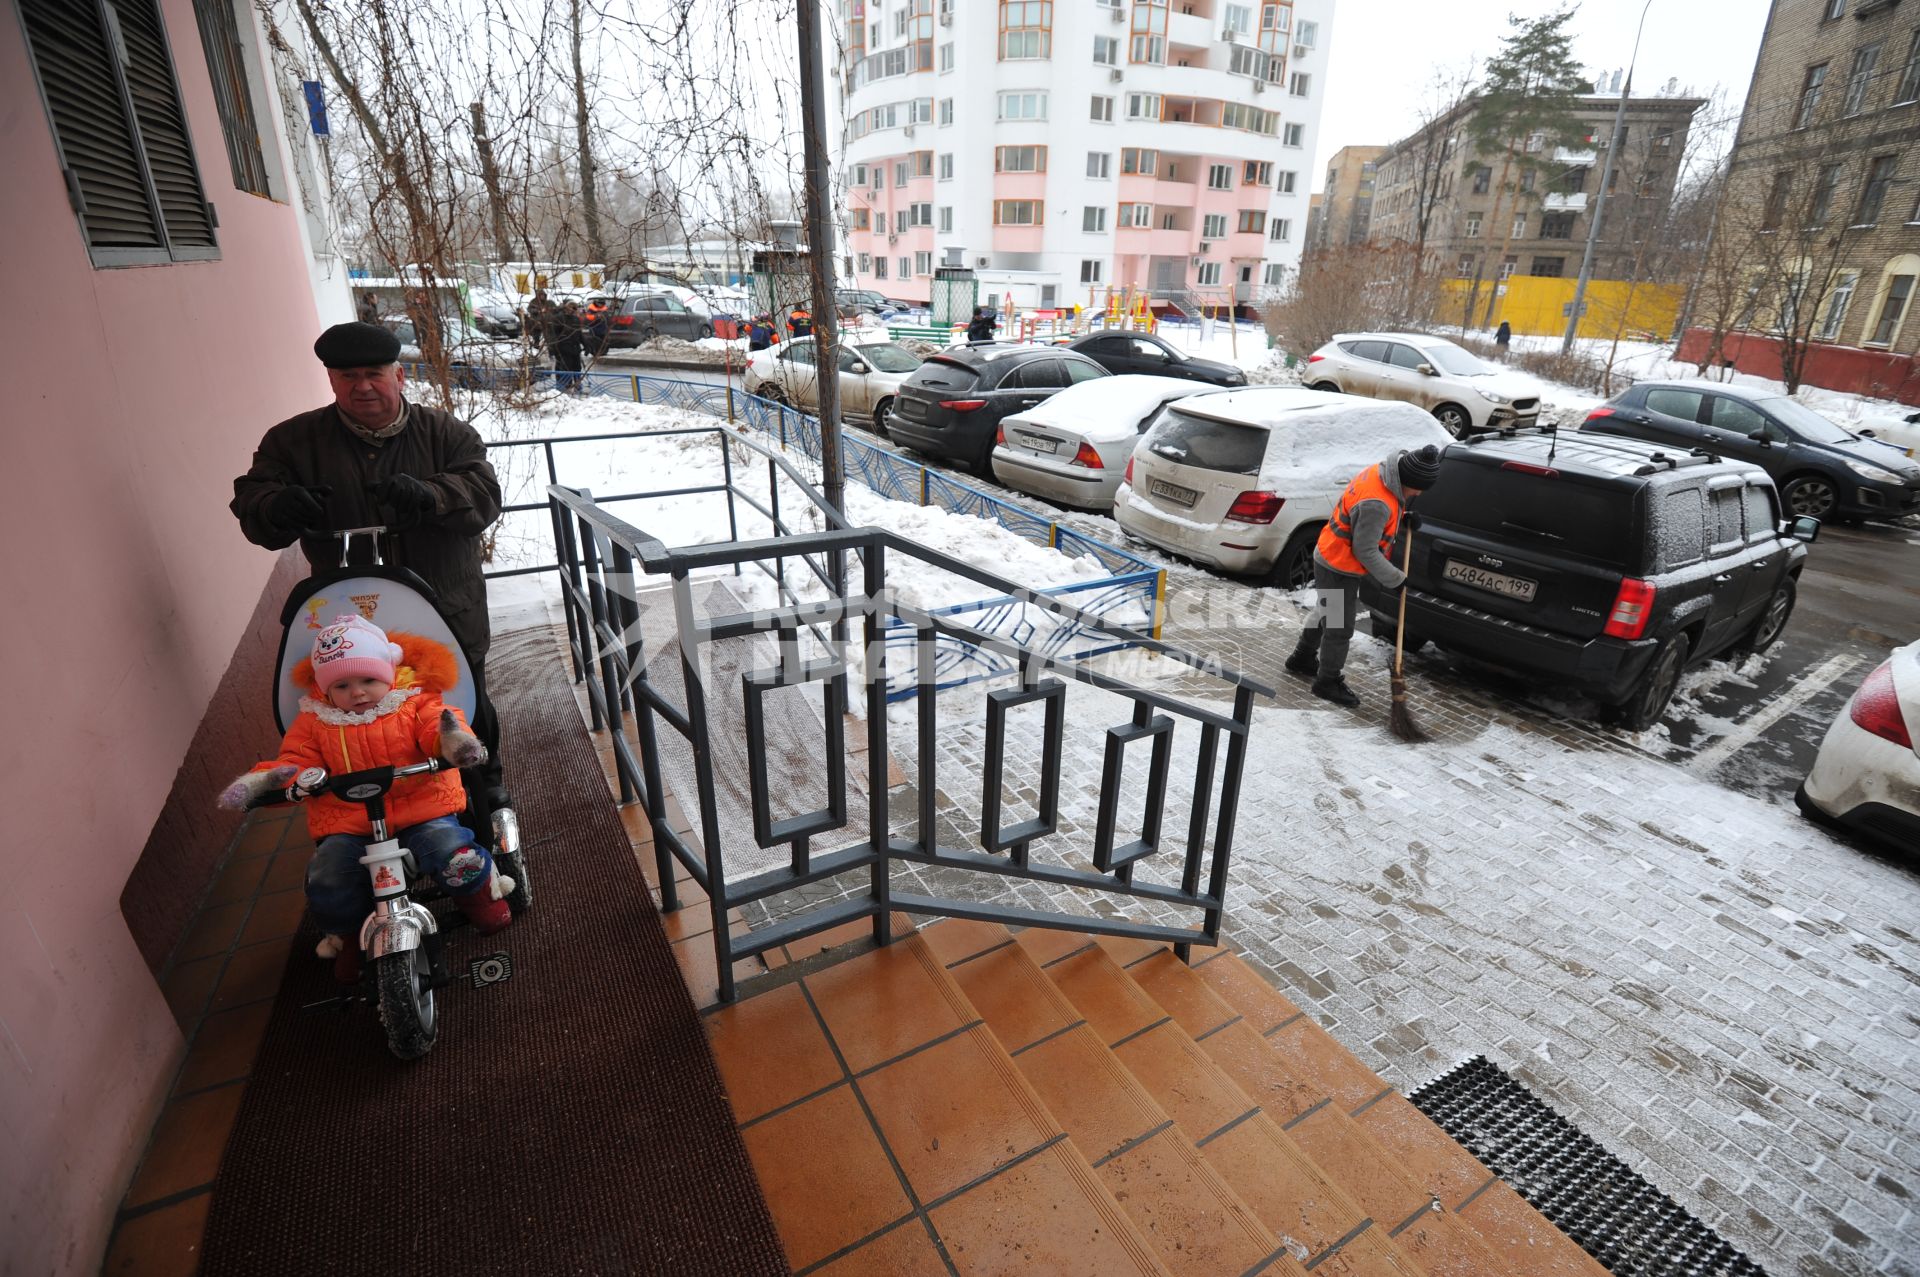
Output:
[313, 321, 402, 369]
[1398, 444, 1443, 489]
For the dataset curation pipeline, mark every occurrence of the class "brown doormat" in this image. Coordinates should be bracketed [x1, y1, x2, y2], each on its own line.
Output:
[199, 624, 790, 1276]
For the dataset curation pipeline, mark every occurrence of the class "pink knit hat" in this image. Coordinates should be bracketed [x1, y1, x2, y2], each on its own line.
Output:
[311, 614, 402, 689]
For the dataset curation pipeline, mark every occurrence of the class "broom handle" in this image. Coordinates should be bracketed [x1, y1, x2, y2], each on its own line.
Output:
[1394, 526, 1414, 675]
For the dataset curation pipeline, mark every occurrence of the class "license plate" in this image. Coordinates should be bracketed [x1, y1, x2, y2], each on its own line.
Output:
[1443, 559, 1538, 602]
[1016, 432, 1061, 455]
[1148, 477, 1200, 508]
[898, 398, 926, 421]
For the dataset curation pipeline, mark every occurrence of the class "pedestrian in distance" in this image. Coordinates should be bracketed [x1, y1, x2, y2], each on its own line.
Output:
[787, 306, 813, 340]
[229, 320, 511, 815]
[357, 291, 380, 326]
[549, 301, 586, 393]
[747, 314, 775, 351]
[1283, 445, 1444, 708]
[525, 289, 554, 351]
[966, 305, 997, 343]
[1495, 320, 1512, 360]
[586, 303, 612, 360]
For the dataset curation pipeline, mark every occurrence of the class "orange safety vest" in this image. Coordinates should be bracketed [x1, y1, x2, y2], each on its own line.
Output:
[1315, 463, 1403, 576]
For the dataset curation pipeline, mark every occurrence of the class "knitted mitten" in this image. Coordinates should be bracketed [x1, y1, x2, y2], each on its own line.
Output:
[217, 764, 298, 811]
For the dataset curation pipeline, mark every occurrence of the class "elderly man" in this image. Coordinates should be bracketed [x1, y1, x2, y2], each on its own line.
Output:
[231, 320, 508, 808]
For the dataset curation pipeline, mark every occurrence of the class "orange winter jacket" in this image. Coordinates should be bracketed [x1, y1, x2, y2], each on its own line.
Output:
[252, 632, 471, 838]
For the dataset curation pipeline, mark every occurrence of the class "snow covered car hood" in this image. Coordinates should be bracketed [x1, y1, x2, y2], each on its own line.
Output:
[1006, 375, 1225, 444]
[1460, 370, 1545, 401]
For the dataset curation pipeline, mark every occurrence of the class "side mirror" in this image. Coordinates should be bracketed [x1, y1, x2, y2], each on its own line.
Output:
[1752, 433, 1773, 447]
[1789, 515, 1820, 543]
[1417, 363, 1437, 376]
[848, 361, 870, 374]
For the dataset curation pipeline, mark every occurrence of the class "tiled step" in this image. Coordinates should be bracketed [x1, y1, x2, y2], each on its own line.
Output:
[1014, 928, 1428, 1276]
[701, 933, 1172, 1276]
[919, 918, 1302, 1277]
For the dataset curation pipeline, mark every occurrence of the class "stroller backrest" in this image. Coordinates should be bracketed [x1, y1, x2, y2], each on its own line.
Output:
[275, 569, 480, 735]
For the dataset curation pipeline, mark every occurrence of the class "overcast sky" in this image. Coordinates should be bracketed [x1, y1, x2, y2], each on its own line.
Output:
[1313, 0, 1771, 188]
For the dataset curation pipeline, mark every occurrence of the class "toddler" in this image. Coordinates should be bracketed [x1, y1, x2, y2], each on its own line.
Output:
[220, 614, 513, 980]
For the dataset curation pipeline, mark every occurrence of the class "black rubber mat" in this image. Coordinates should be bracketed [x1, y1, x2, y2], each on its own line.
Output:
[1409, 1056, 1767, 1277]
[198, 623, 790, 1276]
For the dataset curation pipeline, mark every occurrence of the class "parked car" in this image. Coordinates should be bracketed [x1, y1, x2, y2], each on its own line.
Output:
[1796, 639, 1919, 854]
[388, 317, 545, 385]
[1305, 332, 1543, 436]
[1583, 381, 1920, 521]
[744, 337, 923, 434]
[1356, 431, 1818, 730]
[469, 301, 522, 338]
[1112, 388, 1451, 587]
[991, 376, 1229, 510]
[605, 291, 715, 345]
[835, 288, 890, 315]
[1064, 330, 1247, 387]
[1853, 409, 1920, 458]
[889, 343, 1110, 472]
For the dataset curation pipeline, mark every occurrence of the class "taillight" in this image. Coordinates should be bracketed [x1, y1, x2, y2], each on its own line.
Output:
[1501, 460, 1560, 477]
[614, 315, 633, 326]
[940, 398, 986, 411]
[1069, 441, 1104, 469]
[1585, 406, 1614, 421]
[1603, 578, 1657, 640]
[1225, 491, 1284, 524]
[995, 425, 1006, 447]
[1307, 353, 1324, 363]
[1124, 456, 1135, 485]
[1850, 661, 1913, 748]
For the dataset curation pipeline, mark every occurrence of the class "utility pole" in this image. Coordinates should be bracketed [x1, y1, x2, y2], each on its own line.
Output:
[796, 0, 845, 517]
[1562, 0, 1654, 355]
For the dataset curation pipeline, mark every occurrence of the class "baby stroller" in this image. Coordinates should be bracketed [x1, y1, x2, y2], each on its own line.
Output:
[259, 528, 531, 1059]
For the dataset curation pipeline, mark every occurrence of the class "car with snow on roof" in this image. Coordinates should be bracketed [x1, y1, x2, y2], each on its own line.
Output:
[990, 375, 1232, 510]
[1357, 429, 1820, 731]
[1796, 639, 1920, 855]
[1111, 387, 1452, 588]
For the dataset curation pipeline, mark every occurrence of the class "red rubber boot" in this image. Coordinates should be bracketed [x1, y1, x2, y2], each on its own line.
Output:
[454, 879, 513, 935]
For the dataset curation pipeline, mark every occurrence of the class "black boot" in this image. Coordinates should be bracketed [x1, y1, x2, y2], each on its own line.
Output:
[1284, 636, 1320, 679]
[1311, 675, 1360, 708]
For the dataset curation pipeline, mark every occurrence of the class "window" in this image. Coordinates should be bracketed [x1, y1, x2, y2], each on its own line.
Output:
[1263, 263, 1285, 285]
[1289, 72, 1311, 96]
[1464, 213, 1482, 238]
[1237, 209, 1265, 233]
[994, 199, 1043, 225]
[1196, 262, 1222, 285]
[998, 91, 1048, 119]
[1119, 202, 1152, 227]
[1126, 92, 1161, 120]
[1283, 123, 1305, 147]
[1090, 95, 1115, 122]
[1845, 43, 1882, 115]
[1269, 217, 1290, 240]
[1819, 271, 1859, 339]
[1207, 164, 1233, 190]
[896, 161, 909, 186]
[1223, 3, 1253, 33]
[1161, 212, 1177, 229]
[1472, 166, 1491, 194]
[1708, 487, 1746, 554]
[939, 42, 954, 71]
[1898, 29, 1920, 103]
[1529, 256, 1565, 277]
[938, 205, 953, 232]
[1796, 63, 1828, 128]
[1456, 253, 1476, 277]
[939, 98, 954, 125]
[896, 9, 909, 36]
[1087, 151, 1111, 178]
[910, 201, 933, 225]
[193, 0, 272, 197]
[1519, 168, 1536, 192]
[850, 208, 870, 230]
[1228, 45, 1271, 78]
[874, 257, 889, 279]
[18, 0, 220, 265]
[1083, 206, 1108, 232]
[1742, 486, 1778, 542]
[1540, 211, 1576, 239]
[1763, 171, 1792, 229]
[1645, 388, 1704, 421]
[873, 166, 885, 189]
[1130, 34, 1165, 64]
[1869, 273, 1914, 344]
[1276, 170, 1297, 194]
[912, 151, 933, 177]
[898, 255, 911, 278]
[1122, 148, 1158, 175]
[938, 153, 954, 179]
[851, 163, 868, 186]
[1823, 0, 1845, 17]
[995, 145, 1047, 172]
[875, 211, 888, 234]
[1499, 255, 1518, 279]
[1202, 213, 1227, 237]
[1093, 34, 1119, 64]
[1080, 258, 1105, 283]
[998, 0, 1052, 59]
[1243, 160, 1272, 185]
[1855, 155, 1898, 225]
[914, 251, 932, 275]
[1809, 163, 1842, 226]
[1296, 19, 1318, 46]
[857, 253, 873, 273]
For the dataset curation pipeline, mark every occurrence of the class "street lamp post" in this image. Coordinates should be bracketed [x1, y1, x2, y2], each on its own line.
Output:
[1561, 0, 1655, 355]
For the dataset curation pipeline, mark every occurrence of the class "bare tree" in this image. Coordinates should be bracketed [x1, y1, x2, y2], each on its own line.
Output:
[1266, 242, 1446, 357]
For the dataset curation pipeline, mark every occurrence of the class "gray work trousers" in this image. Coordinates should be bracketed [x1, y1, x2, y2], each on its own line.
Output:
[1291, 561, 1363, 679]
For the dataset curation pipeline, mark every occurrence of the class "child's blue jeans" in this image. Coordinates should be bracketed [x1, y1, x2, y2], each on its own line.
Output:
[305, 815, 493, 938]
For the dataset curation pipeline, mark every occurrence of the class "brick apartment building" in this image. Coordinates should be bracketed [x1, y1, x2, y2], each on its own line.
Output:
[1310, 143, 1385, 250]
[1368, 92, 1705, 285]
[1679, 0, 1920, 400]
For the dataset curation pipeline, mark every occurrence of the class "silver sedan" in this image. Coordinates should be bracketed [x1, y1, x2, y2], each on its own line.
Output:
[990, 375, 1229, 510]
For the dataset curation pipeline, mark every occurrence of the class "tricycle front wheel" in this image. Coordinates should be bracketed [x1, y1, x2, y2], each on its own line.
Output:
[376, 947, 439, 1060]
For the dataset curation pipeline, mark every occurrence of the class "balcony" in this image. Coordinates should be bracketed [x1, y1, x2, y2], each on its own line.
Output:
[1551, 146, 1597, 166]
[1542, 191, 1589, 213]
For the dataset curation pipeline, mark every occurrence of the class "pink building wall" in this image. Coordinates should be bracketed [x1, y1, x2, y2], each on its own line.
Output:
[0, 3, 331, 1270]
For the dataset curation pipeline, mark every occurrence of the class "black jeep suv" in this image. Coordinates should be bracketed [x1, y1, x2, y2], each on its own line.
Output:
[1359, 431, 1819, 730]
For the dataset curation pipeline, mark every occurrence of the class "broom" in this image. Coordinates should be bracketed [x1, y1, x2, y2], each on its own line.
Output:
[1389, 532, 1428, 743]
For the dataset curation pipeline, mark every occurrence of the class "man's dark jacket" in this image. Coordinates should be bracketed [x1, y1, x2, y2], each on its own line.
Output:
[231, 402, 502, 656]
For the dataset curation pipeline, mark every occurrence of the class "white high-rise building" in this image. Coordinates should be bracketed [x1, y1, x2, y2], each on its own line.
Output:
[831, 0, 1332, 312]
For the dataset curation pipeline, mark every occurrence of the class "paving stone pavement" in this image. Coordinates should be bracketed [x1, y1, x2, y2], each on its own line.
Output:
[729, 575, 1919, 1277]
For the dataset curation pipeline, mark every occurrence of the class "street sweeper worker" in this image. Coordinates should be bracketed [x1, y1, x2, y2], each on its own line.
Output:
[1285, 444, 1443, 708]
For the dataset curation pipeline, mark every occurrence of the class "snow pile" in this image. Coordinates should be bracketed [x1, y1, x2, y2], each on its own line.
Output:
[612, 336, 732, 365]
[1008, 375, 1209, 444]
[1246, 350, 1306, 386]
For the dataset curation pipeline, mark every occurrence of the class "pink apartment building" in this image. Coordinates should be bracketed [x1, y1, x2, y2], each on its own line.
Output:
[833, 0, 1333, 311]
[2, 0, 348, 1269]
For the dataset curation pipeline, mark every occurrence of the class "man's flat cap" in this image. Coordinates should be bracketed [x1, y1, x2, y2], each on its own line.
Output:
[314, 321, 402, 369]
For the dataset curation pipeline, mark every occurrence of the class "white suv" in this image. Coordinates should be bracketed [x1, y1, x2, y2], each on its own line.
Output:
[1305, 332, 1543, 436]
[1113, 388, 1451, 588]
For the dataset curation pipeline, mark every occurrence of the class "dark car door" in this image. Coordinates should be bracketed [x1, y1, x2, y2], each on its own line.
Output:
[1637, 386, 1710, 448]
[1700, 478, 1764, 652]
[990, 358, 1066, 424]
[1076, 335, 1133, 374]
[1698, 394, 1787, 480]
[1734, 480, 1792, 632]
[1124, 336, 1183, 378]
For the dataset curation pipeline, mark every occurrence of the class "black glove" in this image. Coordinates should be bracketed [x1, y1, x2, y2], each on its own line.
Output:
[1403, 510, 1424, 533]
[369, 474, 437, 526]
[267, 484, 330, 536]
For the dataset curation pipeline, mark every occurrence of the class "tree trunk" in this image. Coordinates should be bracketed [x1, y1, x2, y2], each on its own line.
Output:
[569, 0, 604, 263]
[470, 100, 514, 265]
